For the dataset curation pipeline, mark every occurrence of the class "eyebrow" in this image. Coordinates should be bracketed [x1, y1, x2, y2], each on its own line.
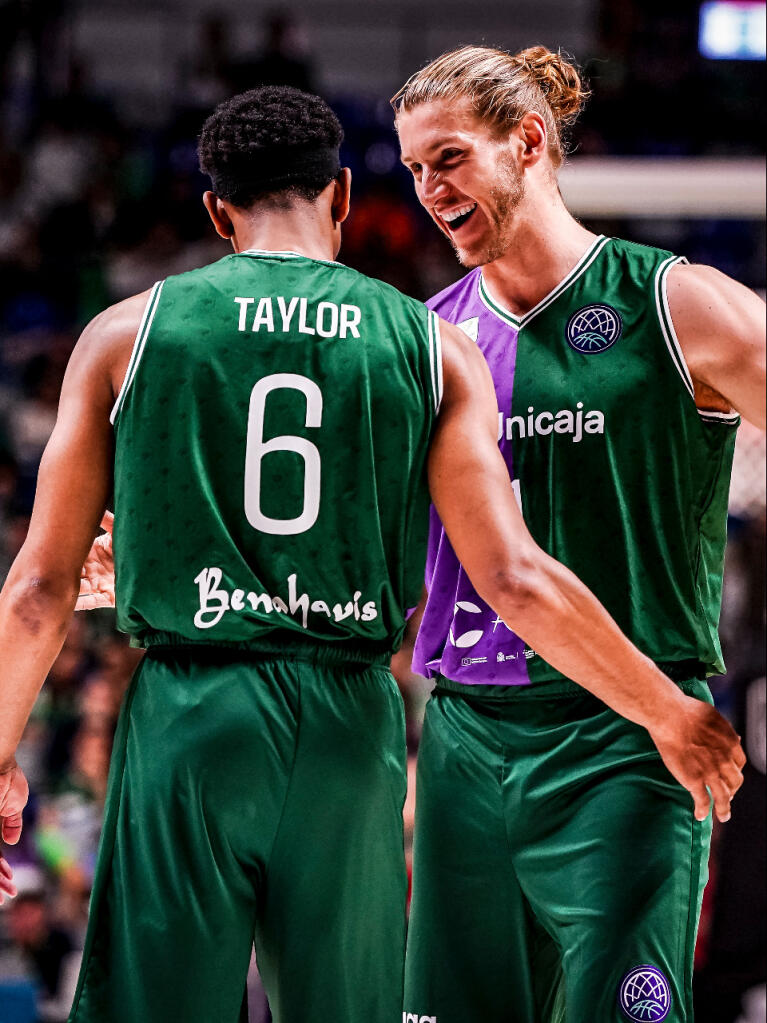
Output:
[400, 137, 465, 166]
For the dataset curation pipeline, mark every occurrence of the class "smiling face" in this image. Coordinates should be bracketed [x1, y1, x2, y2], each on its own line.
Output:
[397, 98, 525, 269]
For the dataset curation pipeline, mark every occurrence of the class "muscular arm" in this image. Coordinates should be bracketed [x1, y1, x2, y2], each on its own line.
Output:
[667, 263, 766, 428]
[0, 293, 147, 841]
[429, 319, 745, 821]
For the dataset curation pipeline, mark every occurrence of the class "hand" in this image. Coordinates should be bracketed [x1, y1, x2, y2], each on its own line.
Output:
[0, 856, 17, 904]
[0, 760, 29, 847]
[77, 511, 115, 610]
[648, 695, 746, 823]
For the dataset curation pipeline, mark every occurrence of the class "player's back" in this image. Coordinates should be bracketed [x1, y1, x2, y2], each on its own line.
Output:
[111, 249, 441, 657]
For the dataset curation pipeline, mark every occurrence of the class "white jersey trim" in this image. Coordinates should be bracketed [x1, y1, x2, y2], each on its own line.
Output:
[698, 409, 740, 425]
[655, 256, 740, 423]
[110, 280, 164, 425]
[655, 255, 694, 399]
[239, 249, 343, 267]
[478, 235, 609, 330]
[427, 311, 444, 413]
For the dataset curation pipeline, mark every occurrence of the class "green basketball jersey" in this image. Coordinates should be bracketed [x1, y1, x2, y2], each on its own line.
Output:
[414, 236, 738, 686]
[111, 249, 441, 656]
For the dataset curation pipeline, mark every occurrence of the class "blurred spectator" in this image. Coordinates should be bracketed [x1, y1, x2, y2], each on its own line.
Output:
[34, 724, 110, 925]
[343, 183, 425, 295]
[7, 354, 62, 483]
[0, 144, 27, 261]
[0, 448, 20, 526]
[21, 116, 96, 219]
[38, 617, 93, 784]
[0, 867, 80, 1023]
[227, 10, 315, 94]
[0, 504, 30, 581]
[181, 14, 236, 115]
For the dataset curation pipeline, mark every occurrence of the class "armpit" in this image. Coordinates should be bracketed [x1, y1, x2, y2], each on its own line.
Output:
[693, 378, 734, 415]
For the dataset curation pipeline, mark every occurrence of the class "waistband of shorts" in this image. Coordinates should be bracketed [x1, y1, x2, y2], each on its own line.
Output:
[141, 631, 392, 668]
[433, 660, 709, 702]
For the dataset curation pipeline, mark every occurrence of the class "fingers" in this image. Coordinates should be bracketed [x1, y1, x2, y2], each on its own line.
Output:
[75, 594, 116, 611]
[708, 778, 733, 823]
[92, 533, 113, 554]
[0, 857, 17, 903]
[1, 812, 23, 846]
[721, 761, 744, 796]
[706, 729, 746, 821]
[101, 510, 114, 533]
[733, 739, 747, 771]
[689, 759, 743, 824]
[689, 780, 711, 822]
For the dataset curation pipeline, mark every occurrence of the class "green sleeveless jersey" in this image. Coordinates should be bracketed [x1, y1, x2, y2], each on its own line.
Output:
[111, 250, 441, 656]
[414, 237, 738, 686]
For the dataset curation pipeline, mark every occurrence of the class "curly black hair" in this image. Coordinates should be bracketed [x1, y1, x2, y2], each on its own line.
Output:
[198, 87, 344, 207]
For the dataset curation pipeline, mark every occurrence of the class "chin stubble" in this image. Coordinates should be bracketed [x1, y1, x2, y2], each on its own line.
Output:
[453, 157, 525, 269]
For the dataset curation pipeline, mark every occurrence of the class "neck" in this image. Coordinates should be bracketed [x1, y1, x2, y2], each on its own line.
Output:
[231, 204, 337, 262]
[481, 188, 597, 317]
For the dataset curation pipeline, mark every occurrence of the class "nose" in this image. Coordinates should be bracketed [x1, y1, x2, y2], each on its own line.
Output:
[419, 167, 448, 206]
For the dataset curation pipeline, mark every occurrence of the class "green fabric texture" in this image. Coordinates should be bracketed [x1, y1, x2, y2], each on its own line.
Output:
[112, 251, 438, 656]
[404, 677, 713, 1022]
[503, 239, 738, 683]
[69, 648, 408, 1023]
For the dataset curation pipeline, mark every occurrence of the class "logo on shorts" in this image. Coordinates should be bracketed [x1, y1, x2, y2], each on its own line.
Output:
[566, 304, 623, 353]
[619, 965, 672, 1021]
[402, 1014, 437, 1023]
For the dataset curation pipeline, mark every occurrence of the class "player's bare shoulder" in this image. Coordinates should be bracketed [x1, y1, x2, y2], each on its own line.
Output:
[72, 289, 155, 403]
[667, 262, 765, 327]
[666, 262, 766, 427]
[437, 316, 493, 398]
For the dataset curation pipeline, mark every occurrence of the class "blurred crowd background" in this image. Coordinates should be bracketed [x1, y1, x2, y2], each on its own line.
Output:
[0, 1, 764, 1021]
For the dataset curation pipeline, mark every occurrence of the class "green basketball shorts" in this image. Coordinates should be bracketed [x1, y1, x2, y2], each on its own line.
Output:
[404, 676, 713, 1023]
[68, 644, 408, 1023]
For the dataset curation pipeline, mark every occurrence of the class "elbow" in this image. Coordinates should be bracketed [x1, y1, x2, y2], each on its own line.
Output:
[6, 573, 79, 636]
[478, 560, 543, 625]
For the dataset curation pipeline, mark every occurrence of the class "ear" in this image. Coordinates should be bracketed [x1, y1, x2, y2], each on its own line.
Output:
[513, 112, 548, 167]
[203, 191, 235, 239]
[331, 168, 352, 226]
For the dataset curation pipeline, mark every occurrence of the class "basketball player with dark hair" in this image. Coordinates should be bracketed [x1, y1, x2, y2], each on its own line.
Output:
[393, 45, 765, 1023]
[0, 86, 746, 1023]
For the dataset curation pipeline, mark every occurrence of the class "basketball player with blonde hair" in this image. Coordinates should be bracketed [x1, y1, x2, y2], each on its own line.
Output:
[394, 46, 765, 1023]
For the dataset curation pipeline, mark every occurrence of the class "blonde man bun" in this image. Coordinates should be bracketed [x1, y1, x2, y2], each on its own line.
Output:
[512, 46, 588, 127]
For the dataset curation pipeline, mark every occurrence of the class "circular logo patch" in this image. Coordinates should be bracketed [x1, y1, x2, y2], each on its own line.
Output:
[566, 303, 623, 353]
[619, 965, 672, 1021]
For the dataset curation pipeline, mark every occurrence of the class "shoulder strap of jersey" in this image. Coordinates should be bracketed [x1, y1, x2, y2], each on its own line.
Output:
[110, 280, 165, 425]
[427, 309, 444, 414]
[653, 256, 739, 426]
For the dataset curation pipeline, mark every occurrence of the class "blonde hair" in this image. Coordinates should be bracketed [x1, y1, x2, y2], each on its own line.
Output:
[391, 45, 588, 167]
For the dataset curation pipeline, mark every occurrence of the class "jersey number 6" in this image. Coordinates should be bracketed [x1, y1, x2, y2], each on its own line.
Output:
[244, 373, 323, 535]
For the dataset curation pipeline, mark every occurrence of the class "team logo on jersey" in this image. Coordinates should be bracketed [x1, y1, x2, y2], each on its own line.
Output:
[566, 304, 623, 353]
[449, 600, 484, 648]
[619, 965, 672, 1021]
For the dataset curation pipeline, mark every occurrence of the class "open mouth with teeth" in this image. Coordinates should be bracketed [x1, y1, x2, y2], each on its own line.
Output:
[442, 202, 478, 232]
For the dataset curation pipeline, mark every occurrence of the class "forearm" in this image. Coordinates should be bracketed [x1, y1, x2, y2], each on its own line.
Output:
[483, 554, 687, 728]
[0, 574, 78, 768]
